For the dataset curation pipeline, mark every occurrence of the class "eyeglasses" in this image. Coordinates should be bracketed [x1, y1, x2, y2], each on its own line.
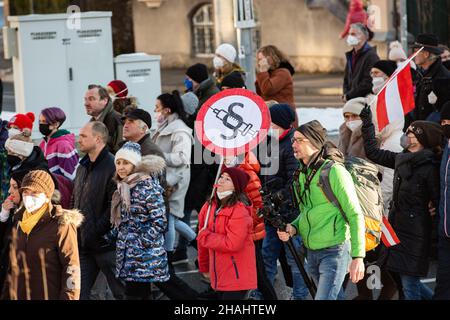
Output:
[291, 137, 309, 144]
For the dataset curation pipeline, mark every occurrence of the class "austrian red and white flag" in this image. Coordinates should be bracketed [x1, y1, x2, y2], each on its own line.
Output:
[381, 216, 401, 247]
[375, 48, 422, 131]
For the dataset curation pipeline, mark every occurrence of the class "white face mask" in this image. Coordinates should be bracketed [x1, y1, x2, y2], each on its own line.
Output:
[346, 35, 360, 47]
[428, 91, 438, 105]
[346, 120, 363, 132]
[213, 56, 225, 69]
[217, 190, 233, 200]
[372, 77, 386, 94]
[8, 128, 22, 138]
[224, 156, 239, 168]
[23, 194, 47, 213]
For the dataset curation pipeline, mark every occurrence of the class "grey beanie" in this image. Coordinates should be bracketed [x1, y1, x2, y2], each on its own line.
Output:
[181, 92, 200, 116]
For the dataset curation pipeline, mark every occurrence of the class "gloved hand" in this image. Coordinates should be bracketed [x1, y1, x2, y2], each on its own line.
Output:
[359, 104, 372, 123]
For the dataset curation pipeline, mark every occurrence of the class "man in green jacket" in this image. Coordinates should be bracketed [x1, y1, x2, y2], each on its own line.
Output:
[278, 120, 365, 300]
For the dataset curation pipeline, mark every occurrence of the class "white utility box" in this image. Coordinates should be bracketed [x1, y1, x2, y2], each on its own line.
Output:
[114, 53, 161, 129]
[4, 12, 114, 137]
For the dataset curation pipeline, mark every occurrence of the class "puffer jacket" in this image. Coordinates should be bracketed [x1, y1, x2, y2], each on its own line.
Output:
[115, 155, 169, 283]
[361, 117, 441, 277]
[238, 152, 265, 241]
[197, 200, 257, 292]
[6, 205, 83, 300]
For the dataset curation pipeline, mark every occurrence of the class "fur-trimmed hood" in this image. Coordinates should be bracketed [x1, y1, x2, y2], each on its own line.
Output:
[133, 154, 166, 177]
[53, 205, 84, 227]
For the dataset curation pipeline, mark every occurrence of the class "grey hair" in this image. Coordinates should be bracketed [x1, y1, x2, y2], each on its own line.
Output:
[136, 119, 149, 133]
[350, 23, 369, 39]
[90, 121, 109, 144]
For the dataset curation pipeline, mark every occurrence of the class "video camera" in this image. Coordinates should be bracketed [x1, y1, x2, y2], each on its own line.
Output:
[259, 181, 287, 231]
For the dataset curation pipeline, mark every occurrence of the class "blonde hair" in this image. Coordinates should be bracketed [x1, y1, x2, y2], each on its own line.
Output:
[257, 45, 290, 70]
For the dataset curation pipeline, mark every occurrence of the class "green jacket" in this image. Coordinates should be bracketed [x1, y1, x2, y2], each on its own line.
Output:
[292, 159, 365, 258]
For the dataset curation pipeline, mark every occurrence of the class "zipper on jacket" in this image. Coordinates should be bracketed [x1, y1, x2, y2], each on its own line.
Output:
[212, 207, 220, 290]
[231, 256, 239, 279]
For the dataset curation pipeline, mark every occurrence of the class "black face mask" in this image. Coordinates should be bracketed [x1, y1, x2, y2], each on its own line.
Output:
[7, 155, 22, 167]
[443, 124, 450, 139]
[443, 60, 450, 70]
[39, 123, 52, 137]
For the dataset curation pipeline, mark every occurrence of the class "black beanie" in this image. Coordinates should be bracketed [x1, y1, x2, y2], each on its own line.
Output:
[269, 104, 295, 129]
[186, 63, 209, 84]
[441, 101, 450, 121]
[296, 120, 327, 150]
[410, 121, 443, 149]
[220, 72, 246, 89]
[373, 60, 398, 77]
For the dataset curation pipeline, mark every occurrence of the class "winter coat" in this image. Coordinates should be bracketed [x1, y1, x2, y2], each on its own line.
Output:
[0, 120, 9, 203]
[115, 155, 170, 283]
[409, 60, 450, 125]
[10, 146, 49, 177]
[439, 142, 450, 238]
[361, 119, 440, 277]
[291, 159, 366, 258]
[197, 200, 257, 291]
[238, 152, 265, 241]
[344, 43, 380, 100]
[7, 205, 83, 300]
[256, 61, 296, 108]
[152, 113, 193, 218]
[195, 77, 220, 111]
[338, 124, 367, 159]
[0, 209, 13, 294]
[136, 134, 165, 158]
[72, 147, 117, 253]
[39, 129, 79, 181]
[259, 128, 299, 223]
[91, 100, 123, 154]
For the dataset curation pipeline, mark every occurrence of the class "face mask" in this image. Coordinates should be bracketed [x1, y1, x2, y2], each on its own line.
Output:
[442, 124, 450, 139]
[428, 91, 438, 105]
[109, 95, 116, 103]
[8, 128, 21, 138]
[225, 156, 239, 168]
[213, 56, 225, 69]
[39, 123, 52, 137]
[23, 194, 47, 213]
[184, 78, 194, 91]
[400, 134, 412, 150]
[372, 77, 386, 94]
[217, 190, 233, 200]
[7, 155, 21, 167]
[346, 35, 360, 47]
[155, 112, 165, 124]
[346, 120, 363, 132]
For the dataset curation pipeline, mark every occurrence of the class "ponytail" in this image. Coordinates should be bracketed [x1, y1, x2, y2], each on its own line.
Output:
[157, 90, 189, 125]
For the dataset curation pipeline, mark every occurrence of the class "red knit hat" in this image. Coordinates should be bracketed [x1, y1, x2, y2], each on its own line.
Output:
[222, 167, 250, 194]
[340, 0, 368, 39]
[107, 80, 128, 98]
[7, 112, 35, 131]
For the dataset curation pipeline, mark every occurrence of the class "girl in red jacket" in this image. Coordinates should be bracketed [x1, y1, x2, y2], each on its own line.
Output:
[197, 167, 257, 300]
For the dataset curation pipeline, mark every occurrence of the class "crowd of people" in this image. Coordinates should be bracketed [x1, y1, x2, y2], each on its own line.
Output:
[0, 18, 449, 301]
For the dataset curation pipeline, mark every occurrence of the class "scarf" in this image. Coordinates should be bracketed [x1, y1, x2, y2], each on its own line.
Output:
[20, 203, 49, 235]
[111, 173, 151, 228]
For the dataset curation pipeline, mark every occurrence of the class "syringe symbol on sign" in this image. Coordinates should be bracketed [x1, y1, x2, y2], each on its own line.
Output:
[212, 102, 257, 140]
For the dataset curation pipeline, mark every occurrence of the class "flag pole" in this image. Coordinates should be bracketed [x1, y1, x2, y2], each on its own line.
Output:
[367, 46, 424, 107]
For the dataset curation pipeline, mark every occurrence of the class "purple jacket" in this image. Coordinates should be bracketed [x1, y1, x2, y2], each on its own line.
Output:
[39, 130, 79, 181]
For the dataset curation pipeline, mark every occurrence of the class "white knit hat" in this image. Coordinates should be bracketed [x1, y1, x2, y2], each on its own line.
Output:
[342, 97, 366, 115]
[389, 41, 407, 61]
[5, 137, 34, 158]
[215, 43, 237, 63]
[115, 141, 142, 166]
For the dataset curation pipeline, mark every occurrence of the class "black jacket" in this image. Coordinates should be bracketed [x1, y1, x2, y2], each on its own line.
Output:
[344, 43, 380, 100]
[0, 210, 13, 294]
[259, 128, 299, 223]
[408, 60, 450, 126]
[361, 119, 440, 277]
[72, 147, 116, 253]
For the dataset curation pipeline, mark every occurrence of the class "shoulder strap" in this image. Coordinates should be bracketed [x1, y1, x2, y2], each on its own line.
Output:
[318, 161, 349, 224]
